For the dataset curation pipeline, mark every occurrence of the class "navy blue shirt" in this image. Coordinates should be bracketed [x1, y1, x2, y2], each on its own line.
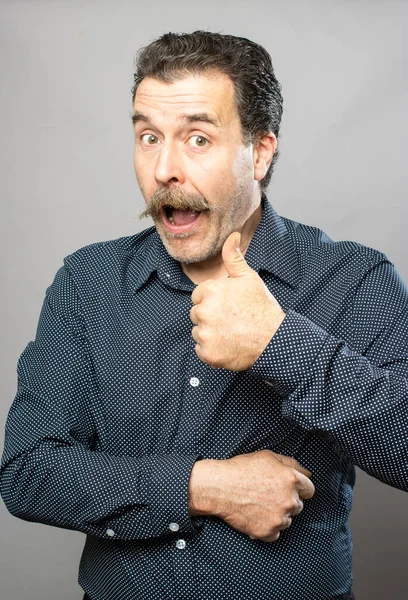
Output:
[1, 199, 408, 600]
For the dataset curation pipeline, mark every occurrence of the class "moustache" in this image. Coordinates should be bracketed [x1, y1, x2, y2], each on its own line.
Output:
[140, 187, 214, 220]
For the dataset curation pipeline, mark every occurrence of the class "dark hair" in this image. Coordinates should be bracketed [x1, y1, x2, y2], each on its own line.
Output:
[132, 31, 283, 190]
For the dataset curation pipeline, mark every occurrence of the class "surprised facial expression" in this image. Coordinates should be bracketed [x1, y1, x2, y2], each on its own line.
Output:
[133, 71, 262, 266]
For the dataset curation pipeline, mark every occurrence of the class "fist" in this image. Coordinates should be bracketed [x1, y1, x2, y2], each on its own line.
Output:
[188, 450, 315, 542]
[190, 232, 285, 370]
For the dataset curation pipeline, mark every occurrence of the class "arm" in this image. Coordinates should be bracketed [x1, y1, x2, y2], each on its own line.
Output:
[0, 265, 199, 541]
[249, 261, 408, 491]
[191, 233, 408, 491]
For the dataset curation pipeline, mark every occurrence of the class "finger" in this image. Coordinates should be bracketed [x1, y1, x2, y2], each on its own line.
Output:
[191, 282, 206, 305]
[258, 531, 281, 543]
[296, 473, 315, 500]
[190, 306, 199, 325]
[275, 454, 312, 479]
[294, 464, 312, 478]
[191, 326, 200, 344]
[291, 499, 304, 517]
[222, 232, 255, 279]
[279, 516, 292, 531]
[194, 342, 203, 362]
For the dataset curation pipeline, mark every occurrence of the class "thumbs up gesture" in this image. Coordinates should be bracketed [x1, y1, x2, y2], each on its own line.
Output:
[190, 232, 286, 370]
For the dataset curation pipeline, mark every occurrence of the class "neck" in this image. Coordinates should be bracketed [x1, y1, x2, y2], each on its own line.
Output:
[181, 203, 262, 285]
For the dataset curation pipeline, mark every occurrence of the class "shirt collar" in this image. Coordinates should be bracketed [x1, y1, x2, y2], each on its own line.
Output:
[128, 196, 300, 294]
[244, 196, 300, 287]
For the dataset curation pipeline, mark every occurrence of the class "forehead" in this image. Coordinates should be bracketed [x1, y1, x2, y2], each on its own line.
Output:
[133, 72, 240, 128]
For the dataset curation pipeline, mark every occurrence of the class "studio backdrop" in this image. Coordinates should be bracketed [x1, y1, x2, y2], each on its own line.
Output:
[0, 1, 407, 599]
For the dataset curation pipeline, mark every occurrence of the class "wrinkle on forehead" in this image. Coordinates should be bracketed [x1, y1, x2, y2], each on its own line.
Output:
[134, 73, 240, 128]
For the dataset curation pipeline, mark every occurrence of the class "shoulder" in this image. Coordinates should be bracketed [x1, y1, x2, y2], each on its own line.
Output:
[62, 226, 157, 271]
[50, 226, 159, 302]
[281, 215, 390, 274]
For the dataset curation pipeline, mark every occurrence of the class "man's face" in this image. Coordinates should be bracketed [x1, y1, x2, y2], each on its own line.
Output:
[133, 71, 261, 265]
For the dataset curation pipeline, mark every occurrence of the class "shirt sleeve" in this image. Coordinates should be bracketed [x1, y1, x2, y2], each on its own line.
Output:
[0, 264, 201, 541]
[249, 260, 408, 492]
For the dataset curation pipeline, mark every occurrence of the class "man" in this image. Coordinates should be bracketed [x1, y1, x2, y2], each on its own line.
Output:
[1, 31, 407, 600]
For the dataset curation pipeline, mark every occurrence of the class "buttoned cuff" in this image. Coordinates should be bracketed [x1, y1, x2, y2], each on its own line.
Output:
[248, 309, 330, 396]
[143, 454, 202, 537]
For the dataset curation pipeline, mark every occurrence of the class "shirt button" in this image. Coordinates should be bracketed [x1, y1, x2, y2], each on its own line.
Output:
[190, 377, 200, 387]
[169, 522, 180, 532]
[106, 529, 115, 537]
[176, 539, 186, 550]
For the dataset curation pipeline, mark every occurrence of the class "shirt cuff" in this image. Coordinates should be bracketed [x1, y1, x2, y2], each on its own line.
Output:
[248, 309, 330, 396]
[143, 454, 202, 537]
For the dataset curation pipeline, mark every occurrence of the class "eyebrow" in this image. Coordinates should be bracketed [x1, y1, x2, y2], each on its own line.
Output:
[179, 113, 220, 127]
[131, 112, 220, 128]
[131, 112, 150, 126]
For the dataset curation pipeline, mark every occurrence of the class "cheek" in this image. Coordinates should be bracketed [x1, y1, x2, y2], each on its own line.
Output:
[134, 154, 155, 195]
[202, 161, 236, 189]
[232, 150, 254, 180]
[134, 149, 146, 173]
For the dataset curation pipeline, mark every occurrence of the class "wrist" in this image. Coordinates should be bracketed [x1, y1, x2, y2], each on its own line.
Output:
[188, 459, 223, 517]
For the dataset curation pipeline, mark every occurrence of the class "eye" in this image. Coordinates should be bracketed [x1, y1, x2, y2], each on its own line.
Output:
[141, 134, 160, 145]
[188, 135, 209, 148]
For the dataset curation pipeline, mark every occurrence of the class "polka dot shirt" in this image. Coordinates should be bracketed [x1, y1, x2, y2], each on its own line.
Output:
[1, 198, 408, 600]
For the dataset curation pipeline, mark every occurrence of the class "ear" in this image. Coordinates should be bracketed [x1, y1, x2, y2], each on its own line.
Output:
[253, 132, 277, 182]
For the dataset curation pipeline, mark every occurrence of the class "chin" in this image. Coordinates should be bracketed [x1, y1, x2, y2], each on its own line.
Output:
[162, 238, 219, 265]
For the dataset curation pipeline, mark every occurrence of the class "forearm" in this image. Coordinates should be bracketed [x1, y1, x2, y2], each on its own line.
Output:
[1, 423, 199, 541]
[1, 380, 200, 542]
[250, 310, 408, 490]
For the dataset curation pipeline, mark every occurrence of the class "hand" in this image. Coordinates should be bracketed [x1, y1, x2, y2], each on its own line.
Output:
[188, 450, 315, 542]
[190, 232, 285, 370]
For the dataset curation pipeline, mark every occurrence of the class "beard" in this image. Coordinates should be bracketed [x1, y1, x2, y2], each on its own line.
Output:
[138, 171, 257, 265]
[140, 187, 223, 264]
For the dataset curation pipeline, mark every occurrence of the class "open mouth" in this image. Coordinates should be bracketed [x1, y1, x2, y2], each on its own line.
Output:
[162, 205, 203, 231]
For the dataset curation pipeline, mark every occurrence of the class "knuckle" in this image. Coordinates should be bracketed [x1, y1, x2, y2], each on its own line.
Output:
[198, 347, 210, 363]
[254, 524, 273, 539]
[191, 289, 200, 305]
[208, 356, 223, 369]
[276, 517, 286, 529]
[205, 280, 217, 295]
[286, 470, 299, 486]
[194, 306, 205, 321]
[281, 516, 292, 530]
[258, 449, 275, 465]
[198, 329, 210, 344]
[197, 346, 220, 368]
[282, 498, 297, 513]
[264, 531, 280, 543]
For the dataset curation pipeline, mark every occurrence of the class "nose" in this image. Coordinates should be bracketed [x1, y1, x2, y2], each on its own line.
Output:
[154, 142, 185, 186]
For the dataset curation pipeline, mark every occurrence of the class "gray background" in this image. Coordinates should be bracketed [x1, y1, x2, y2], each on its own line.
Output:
[0, 0, 407, 598]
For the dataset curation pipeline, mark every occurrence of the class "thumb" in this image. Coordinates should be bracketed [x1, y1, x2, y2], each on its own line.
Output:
[222, 232, 253, 278]
[275, 453, 312, 479]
